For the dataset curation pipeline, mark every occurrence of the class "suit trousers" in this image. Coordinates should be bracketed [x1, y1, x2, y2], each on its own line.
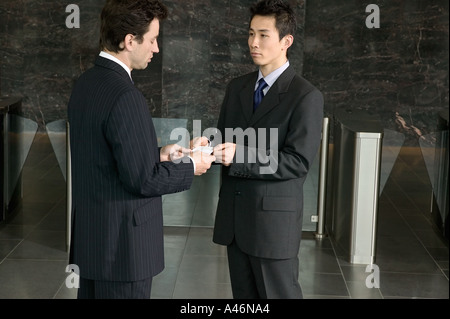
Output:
[227, 240, 303, 299]
[77, 277, 153, 299]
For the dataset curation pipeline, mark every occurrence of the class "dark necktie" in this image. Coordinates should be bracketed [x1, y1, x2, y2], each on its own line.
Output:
[253, 78, 268, 112]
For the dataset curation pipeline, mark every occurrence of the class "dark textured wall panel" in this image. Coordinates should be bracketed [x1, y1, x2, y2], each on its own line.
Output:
[0, 0, 447, 146]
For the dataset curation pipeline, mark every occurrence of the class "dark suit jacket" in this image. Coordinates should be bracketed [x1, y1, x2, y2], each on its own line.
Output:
[213, 66, 324, 259]
[67, 56, 194, 281]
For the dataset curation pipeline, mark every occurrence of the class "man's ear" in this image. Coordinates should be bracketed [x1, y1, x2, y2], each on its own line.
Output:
[283, 34, 294, 50]
[122, 34, 135, 52]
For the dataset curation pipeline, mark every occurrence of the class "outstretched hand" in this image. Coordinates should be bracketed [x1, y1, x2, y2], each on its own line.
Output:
[190, 136, 210, 149]
[160, 144, 191, 162]
[213, 143, 236, 166]
[190, 150, 216, 175]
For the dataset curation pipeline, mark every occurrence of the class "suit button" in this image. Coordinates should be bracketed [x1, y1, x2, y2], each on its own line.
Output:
[235, 191, 241, 196]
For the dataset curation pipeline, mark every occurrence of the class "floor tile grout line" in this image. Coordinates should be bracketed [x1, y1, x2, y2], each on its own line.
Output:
[325, 235, 359, 299]
[0, 240, 25, 266]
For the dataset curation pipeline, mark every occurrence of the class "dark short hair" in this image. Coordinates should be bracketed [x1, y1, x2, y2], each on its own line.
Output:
[100, 0, 168, 53]
[250, 0, 297, 40]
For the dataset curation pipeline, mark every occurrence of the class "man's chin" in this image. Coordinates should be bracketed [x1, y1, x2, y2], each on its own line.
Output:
[136, 63, 149, 70]
[251, 58, 263, 66]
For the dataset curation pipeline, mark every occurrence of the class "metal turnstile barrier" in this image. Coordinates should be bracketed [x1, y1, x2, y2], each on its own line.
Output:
[326, 109, 384, 264]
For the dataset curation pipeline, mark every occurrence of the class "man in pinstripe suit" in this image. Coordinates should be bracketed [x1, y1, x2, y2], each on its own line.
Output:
[67, 0, 215, 299]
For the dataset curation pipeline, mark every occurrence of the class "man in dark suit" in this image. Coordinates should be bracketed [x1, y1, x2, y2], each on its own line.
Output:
[212, 0, 324, 299]
[67, 0, 215, 299]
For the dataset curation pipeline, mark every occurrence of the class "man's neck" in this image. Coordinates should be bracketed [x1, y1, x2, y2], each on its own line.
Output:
[259, 58, 288, 77]
[103, 49, 132, 71]
[100, 50, 133, 80]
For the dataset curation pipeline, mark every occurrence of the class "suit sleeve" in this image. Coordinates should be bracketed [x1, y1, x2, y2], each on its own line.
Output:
[228, 88, 324, 180]
[105, 89, 194, 196]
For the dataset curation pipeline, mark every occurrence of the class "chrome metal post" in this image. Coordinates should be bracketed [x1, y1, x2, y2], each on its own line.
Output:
[66, 121, 72, 252]
[315, 117, 329, 239]
[2, 114, 8, 220]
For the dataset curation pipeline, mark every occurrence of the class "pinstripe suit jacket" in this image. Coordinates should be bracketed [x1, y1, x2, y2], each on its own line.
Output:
[67, 56, 194, 281]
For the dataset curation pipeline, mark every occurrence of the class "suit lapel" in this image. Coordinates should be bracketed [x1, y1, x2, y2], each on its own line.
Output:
[249, 66, 296, 126]
[239, 73, 258, 124]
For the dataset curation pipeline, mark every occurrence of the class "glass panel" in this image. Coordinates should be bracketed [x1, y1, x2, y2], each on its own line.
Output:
[380, 129, 405, 194]
[152, 117, 189, 147]
[420, 130, 448, 227]
[7, 114, 38, 203]
[419, 132, 436, 186]
[46, 120, 67, 181]
[53, 117, 323, 230]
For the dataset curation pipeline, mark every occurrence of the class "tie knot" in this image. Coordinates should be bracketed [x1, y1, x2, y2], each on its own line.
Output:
[256, 78, 268, 92]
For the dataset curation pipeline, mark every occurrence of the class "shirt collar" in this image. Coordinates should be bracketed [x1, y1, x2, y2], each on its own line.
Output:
[256, 61, 290, 90]
[99, 51, 132, 81]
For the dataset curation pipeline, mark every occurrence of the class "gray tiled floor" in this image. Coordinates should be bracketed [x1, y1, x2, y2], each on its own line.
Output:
[0, 132, 448, 299]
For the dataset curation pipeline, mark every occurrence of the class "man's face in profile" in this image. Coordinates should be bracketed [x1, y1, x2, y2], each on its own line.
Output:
[129, 18, 161, 70]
